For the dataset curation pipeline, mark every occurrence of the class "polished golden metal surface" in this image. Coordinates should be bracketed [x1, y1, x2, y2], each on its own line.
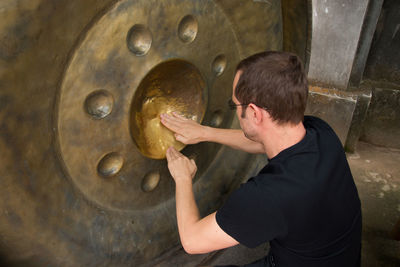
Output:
[0, 0, 309, 265]
[131, 59, 206, 159]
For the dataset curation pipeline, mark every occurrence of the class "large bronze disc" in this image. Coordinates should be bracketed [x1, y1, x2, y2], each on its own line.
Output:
[0, 0, 310, 265]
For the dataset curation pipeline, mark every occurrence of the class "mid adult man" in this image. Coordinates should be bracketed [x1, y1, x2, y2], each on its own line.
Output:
[160, 51, 361, 266]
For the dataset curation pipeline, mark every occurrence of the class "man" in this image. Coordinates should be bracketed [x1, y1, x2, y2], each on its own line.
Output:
[160, 51, 361, 266]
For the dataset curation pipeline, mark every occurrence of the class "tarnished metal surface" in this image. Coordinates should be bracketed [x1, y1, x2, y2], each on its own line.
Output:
[0, 0, 308, 265]
[56, 0, 240, 211]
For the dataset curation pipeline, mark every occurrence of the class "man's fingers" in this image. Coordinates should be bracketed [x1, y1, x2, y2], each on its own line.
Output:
[166, 147, 173, 161]
[166, 146, 178, 159]
[160, 114, 181, 132]
[162, 113, 186, 123]
[166, 147, 180, 161]
[175, 134, 187, 144]
[164, 113, 191, 126]
[171, 147, 185, 158]
[172, 112, 188, 121]
[175, 134, 182, 142]
[160, 114, 192, 137]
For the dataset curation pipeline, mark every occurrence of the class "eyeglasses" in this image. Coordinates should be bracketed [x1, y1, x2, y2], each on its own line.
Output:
[227, 98, 270, 111]
[228, 99, 248, 110]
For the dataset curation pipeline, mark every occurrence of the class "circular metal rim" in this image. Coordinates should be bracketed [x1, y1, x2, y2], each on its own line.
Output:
[56, 0, 241, 213]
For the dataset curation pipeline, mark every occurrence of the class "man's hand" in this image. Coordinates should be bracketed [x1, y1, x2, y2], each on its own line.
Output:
[165, 146, 238, 254]
[166, 147, 197, 183]
[160, 112, 206, 144]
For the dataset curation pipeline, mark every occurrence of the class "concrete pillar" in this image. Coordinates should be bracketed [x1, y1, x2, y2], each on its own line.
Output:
[308, 0, 369, 89]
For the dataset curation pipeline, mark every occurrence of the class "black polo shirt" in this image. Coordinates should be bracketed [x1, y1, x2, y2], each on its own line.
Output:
[216, 116, 361, 267]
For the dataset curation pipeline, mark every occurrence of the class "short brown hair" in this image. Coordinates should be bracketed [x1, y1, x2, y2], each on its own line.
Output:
[235, 51, 308, 124]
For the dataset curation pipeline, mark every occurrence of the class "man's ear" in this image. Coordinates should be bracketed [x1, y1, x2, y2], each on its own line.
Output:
[247, 103, 263, 124]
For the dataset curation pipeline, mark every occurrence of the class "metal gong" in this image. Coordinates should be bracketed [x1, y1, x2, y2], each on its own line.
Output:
[131, 59, 207, 159]
[0, 0, 310, 265]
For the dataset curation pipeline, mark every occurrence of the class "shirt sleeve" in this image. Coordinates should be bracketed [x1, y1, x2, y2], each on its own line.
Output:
[216, 177, 287, 248]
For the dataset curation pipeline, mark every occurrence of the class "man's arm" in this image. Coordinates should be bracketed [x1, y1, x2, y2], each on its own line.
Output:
[166, 147, 239, 254]
[160, 113, 265, 154]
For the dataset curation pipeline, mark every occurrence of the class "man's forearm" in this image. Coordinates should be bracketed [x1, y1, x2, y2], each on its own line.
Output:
[175, 180, 200, 251]
[160, 113, 263, 153]
[203, 127, 264, 154]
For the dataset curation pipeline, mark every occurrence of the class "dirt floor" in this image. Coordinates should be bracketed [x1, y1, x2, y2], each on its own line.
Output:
[150, 141, 400, 267]
[348, 142, 400, 266]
